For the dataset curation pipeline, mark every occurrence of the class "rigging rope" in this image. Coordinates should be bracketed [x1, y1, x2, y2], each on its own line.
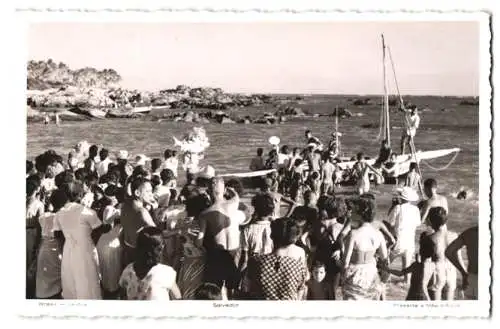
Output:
[420, 151, 460, 171]
[387, 45, 460, 177]
[376, 95, 384, 141]
[386, 45, 426, 195]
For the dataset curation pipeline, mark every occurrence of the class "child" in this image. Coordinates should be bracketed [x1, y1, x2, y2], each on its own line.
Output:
[154, 169, 175, 209]
[101, 185, 121, 225]
[384, 232, 437, 300]
[290, 158, 305, 202]
[405, 162, 422, 191]
[194, 283, 223, 300]
[306, 261, 334, 300]
[162, 149, 179, 181]
[96, 148, 112, 178]
[305, 171, 321, 196]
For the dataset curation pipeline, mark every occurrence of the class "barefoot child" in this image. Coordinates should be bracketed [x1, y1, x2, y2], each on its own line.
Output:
[306, 261, 334, 300]
[384, 232, 437, 300]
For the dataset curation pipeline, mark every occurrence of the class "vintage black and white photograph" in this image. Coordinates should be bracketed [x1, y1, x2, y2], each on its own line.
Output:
[17, 9, 491, 318]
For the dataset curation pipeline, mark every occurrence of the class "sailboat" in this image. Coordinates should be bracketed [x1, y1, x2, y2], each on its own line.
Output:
[335, 34, 460, 183]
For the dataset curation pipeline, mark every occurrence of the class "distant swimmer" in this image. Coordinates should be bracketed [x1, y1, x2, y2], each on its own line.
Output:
[400, 106, 421, 155]
[44, 114, 50, 125]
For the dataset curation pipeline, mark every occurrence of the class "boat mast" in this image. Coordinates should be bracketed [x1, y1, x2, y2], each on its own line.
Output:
[381, 34, 391, 147]
[335, 106, 339, 155]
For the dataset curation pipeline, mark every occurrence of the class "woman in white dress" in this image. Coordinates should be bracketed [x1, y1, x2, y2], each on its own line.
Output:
[53, 182, 111, 299]
[119, 226, 182, 300]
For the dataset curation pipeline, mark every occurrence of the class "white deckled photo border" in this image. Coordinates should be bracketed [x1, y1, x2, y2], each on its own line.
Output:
[2, 5, 493, 320]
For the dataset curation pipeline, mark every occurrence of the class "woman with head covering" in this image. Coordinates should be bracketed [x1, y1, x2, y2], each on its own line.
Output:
[245, 217, 308, 300]
[386, 186, 421, 285]
[119, 226, 182, 300]
[342, 196, 388, 300]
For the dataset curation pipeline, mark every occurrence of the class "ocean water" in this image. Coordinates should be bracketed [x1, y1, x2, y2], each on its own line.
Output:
[26, 95, 481, 300]
[27, 95, 480, 234]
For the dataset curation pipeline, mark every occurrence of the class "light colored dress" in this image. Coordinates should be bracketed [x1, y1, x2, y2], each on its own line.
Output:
[119, 263, 177, 300]
[36, 212, 62, 298]
[387, 203, 421, 256]
[53, 202, 102, 299]
[96, 225, 123, 293]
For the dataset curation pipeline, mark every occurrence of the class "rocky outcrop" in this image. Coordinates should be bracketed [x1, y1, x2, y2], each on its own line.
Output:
[458, 98, 479, 106]
[28, 59, 121, 90]
[351, 98, 373, 106]
[148, 86, 275, 110]
[318, 107, 353, 118]
[274, 106, 307, 117]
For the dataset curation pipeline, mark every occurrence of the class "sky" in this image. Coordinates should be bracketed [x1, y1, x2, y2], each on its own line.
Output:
[28, 21, 479, 96]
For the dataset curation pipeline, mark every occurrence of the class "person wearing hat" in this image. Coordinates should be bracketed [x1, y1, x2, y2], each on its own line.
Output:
[387, 186, 421, 285]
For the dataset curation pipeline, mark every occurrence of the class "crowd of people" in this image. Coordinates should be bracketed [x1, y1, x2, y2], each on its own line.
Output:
[25, 132, 478, 301]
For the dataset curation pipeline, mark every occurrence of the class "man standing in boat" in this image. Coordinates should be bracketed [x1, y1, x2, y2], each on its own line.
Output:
[400, 106, 421, 155]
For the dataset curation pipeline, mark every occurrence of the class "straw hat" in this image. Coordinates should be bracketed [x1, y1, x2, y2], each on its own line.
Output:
[393, 187, 419, 202]
[117, 150, 129, 160]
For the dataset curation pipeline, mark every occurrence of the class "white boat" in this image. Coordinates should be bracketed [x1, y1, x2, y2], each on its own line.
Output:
[333, 35, 460, 183]
[219, 169, 276, 178]
[130, 105, 152, 114]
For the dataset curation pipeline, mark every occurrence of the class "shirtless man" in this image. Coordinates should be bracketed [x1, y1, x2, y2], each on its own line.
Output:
[320, 155, 336, 195]
[352, 152, 383, 196]
[445, 226, 479, 300]
[420, 178, 449, 225]
[260, 177, 296, 220]
[197, 177, 246, 299]
[425, 207, 449, 300]
[305, 145, 322, 178]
